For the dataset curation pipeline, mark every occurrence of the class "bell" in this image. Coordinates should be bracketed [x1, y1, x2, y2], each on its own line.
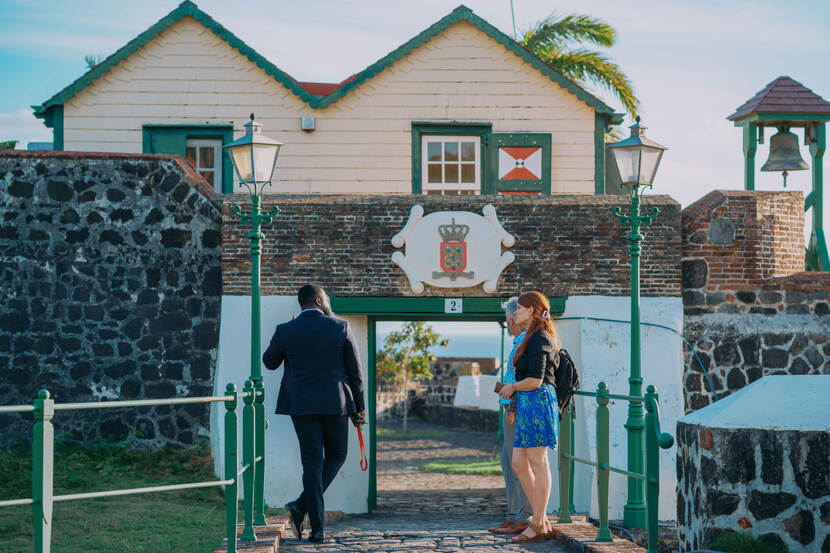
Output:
[761, 129, 809, 187]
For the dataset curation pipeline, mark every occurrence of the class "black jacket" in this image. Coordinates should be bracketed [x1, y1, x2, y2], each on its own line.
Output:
[514, 330, 557, 385]
[262, 310, 365, 416]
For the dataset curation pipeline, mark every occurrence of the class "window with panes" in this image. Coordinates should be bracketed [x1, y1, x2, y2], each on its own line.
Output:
[421, 135, 481, 195]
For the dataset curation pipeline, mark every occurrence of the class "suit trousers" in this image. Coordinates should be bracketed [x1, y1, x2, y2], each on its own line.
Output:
[290, 414, 349, 532]
[500, 412, 532, 522]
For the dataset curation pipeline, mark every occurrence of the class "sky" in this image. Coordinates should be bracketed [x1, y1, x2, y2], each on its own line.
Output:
[1, 0, 830, 216]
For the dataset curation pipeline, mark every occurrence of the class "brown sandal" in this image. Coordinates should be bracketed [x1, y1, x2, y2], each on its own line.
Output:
[511, 522, 549, 543]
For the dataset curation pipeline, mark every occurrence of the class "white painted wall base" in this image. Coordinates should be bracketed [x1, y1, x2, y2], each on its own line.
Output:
[211, 295, 370, 514]
[212, 294, 683, 520]
[555, 296, 683, 521]
[454, 375, 500, 411]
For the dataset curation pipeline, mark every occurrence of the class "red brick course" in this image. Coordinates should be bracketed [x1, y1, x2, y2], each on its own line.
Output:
[682, 190, 804, 290]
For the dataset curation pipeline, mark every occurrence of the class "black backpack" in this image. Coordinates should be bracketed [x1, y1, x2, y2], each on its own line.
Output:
[553, 348, 580, 419]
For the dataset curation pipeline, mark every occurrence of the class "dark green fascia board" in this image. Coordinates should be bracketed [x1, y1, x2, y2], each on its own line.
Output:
[31, 105, 63, 150]
[595, 113, 607, 194]
[331, 296, 567, 317]
[411, 121, 493, 194]
[33, 3, 616, 118]
[732, 113, 830, 126]
[593, 113, 623, 194]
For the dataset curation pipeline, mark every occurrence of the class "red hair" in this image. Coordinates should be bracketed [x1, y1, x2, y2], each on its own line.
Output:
[514, 291, 556, 360]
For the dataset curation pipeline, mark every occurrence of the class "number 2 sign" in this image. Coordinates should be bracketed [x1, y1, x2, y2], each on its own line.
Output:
[445, 298, 463, 314]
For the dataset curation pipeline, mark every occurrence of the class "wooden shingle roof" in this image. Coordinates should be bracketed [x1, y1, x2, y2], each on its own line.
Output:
[728, 76, 830, 121]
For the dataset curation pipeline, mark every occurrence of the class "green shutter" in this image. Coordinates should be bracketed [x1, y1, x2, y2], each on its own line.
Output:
[487, 133, 551, 194]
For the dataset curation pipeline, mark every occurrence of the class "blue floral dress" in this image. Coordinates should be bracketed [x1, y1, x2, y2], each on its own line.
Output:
[514, 383, 558, 448]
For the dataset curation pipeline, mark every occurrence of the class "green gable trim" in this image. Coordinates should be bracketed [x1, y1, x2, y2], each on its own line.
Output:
[40, 105, 64, 151]
[331, 296, 567, 318]
[33, 1, 316, 119]
[142, 124, 234, 193]
[411, 121, 492, 194]
[33, 3, 615, 119]
[317, 6, 616, 114]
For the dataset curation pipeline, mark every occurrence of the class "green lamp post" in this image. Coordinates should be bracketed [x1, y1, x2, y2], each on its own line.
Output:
[225, 113, 282, 529]
[607, 117, 667, 529]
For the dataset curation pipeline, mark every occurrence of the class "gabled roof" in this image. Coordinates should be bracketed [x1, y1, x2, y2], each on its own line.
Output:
[728, 76, 830, 122]
[34, 1, 618, 122]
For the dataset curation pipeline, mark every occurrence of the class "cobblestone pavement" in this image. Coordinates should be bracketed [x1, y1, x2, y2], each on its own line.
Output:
[278, 513, 568, 552]
[375, 419, 506, 514]
[279, 419, 570, 551]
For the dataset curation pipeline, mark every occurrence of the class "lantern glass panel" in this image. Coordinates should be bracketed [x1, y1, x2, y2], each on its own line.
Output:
[229, 144, 253, 182]
[639, 147, 663, 186]
[253, 143, 280, 184]
[612, 146, 641, 185]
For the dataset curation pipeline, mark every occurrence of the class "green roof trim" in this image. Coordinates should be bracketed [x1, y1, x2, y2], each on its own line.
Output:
[33, 2, 617, 119]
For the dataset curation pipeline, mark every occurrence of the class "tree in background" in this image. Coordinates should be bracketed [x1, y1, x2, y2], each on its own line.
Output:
[84, 54, 105, 70]
[0, 141, 17, 150]
[376, 322, 448, 433]
[520, 12, 639, 119]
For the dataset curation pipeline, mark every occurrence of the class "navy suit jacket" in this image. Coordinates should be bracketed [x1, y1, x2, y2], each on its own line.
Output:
[262, 310, 365, 416]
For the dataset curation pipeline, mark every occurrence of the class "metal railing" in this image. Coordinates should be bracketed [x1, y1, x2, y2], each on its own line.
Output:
[0, 380, 267, 553]
[557, 382, 674, 553]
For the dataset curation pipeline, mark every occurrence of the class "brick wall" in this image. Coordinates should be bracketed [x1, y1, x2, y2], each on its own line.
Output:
[680, 190, 830, 412]
[222, 194, 682, 298]
[682, 190, 804, 291]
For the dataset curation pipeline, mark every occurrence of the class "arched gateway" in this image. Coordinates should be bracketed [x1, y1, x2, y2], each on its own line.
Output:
[212, 194, 684, 520]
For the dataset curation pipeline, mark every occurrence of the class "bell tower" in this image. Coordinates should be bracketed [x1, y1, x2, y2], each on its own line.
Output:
[728, 76, 830, 271]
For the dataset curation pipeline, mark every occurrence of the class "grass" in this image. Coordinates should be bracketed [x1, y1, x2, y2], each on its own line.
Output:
[376, 428, 451, 439]
[0, 440, 228, 553]
[712, 531, 791, 553]
[420, 457, 502, 476]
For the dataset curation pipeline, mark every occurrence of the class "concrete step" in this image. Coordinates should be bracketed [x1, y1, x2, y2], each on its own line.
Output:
[213, 516, 290, 553]
[549, 516, 647, 553]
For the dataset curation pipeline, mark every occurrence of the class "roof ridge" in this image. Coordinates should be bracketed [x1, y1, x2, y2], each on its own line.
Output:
[727, 75, 830, 121]
[33, 3, 617, 119]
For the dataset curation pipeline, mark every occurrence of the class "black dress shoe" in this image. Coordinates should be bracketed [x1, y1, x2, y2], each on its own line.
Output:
[284, 501, 304, 541]
[308, 529, 325, 543]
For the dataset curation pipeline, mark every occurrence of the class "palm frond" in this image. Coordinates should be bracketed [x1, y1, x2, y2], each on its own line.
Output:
[539, 48, 639, 117]
[522, 12, 615, 53]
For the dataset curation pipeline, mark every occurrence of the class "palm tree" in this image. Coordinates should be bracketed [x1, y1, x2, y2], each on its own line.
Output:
[520, 13, 639, 118]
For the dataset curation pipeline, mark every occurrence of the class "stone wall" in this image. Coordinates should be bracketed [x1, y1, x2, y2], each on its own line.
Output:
[677, 422, 829, 552]
[0, 151, 221, 448]
[681, 190, 830, 411]
[222, 194, 682, 297]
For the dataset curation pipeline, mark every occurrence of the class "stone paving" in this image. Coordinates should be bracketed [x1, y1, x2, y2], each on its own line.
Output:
[278, 419, 568, 552]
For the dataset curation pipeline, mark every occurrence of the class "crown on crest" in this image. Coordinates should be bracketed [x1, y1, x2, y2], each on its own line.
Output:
[437, 218, 470, 242]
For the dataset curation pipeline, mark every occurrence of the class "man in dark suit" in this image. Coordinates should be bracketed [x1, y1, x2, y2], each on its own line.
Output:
[262, 284, 365, 543]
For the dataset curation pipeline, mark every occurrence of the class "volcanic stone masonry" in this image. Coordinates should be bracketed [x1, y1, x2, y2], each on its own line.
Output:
[0, 152, 221, 448]
[680, 191, 830, 412]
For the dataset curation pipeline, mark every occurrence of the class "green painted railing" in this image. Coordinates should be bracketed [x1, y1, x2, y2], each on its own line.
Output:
[557, 382, 674, 553]
[0, 380, 267, 553]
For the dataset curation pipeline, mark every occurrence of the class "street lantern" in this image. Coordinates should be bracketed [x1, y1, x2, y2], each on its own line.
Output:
[608, 117, 667, 189]
[225, 113, 283, 190]
[227, 113, 282, 536]
[608, 116, 667, 529]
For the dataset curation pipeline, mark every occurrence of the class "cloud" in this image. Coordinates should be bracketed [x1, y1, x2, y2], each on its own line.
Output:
[0, 109, 52, 148]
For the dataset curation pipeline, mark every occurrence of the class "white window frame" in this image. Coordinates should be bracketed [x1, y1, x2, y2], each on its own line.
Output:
[421, 135, 481, 194]
[186, 138, 222, 193]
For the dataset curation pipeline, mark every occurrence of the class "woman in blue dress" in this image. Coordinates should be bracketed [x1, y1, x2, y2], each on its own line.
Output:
[498, 290, 559, 543]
